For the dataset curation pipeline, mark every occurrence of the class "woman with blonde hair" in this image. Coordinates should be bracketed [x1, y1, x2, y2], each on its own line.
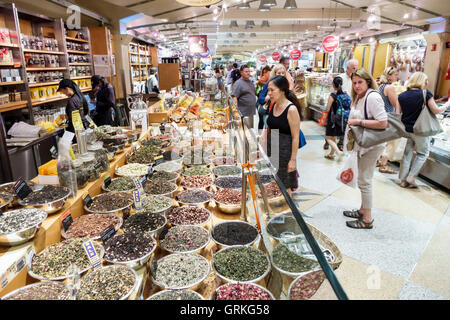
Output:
[397, 72, 450, 188]
[343, 68, 388, 229]
[377, 66, 402, 174]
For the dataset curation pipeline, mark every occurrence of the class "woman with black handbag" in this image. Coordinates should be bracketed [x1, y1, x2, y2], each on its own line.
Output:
[398, 72, 449, 188]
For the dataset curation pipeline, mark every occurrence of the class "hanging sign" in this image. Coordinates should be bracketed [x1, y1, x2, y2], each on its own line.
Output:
[188, 35, 208, 54]
[259, 55, 267, 63]
[290, 49, 302, 60]
[197, 47, 210, 59]
[272, 52, 281, 61]
[322, 35, 339, 53]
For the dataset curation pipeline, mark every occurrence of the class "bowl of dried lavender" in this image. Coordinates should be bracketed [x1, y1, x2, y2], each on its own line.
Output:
[76, 265, 139, 300]
[1, 281, 73, 300]
[159, 225, 211, 255]
[0, 208, 47, 246]
[84, 192, 134, 216]
[147, 289, 204, 300]
[212, 283, 275, 301]
[17, 185, 71, 214]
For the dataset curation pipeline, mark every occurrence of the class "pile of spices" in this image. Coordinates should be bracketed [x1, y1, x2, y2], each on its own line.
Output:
[154, 161, 182, 173]
[64, 214, 121, 239]
[128, 145, 160, 164]
[181, 175, 213, 189]
[214, 176, 242, 189]
[116, 163, 149, 177]
[272, 243, 319, 274]
[77, 266, 136, 300]
[152, 253, 209, 288]
[215, 283, 273, 300]
[30, 238, 104, 279]
[213, 246, 268, 282]
[87, 192, 133, 212]
[177, 189, 211, 204]
[0, 181, 35, 195]
[141, 195, 173, 213]
[211, 222, 258, 246]
[0, 208, 47, 234]
[149, 289, 203, 300]
[167, 206, 210, 226]
[144, 178, 177, 195]
[212, 165, 241, 177]
[258, 173, 274, 185]
[163, 150, 182, 161]
[213, 157, 236, 166]
[289, 270, 327, 300]
[122, 211, 166, 234]
[213, 188, 244, 204]
[152, 170, 178, 181]
[104, 232, 156, 262]
[258, 181, 282, 199]
[3, 282, 72, 300]
[21, 185, 69, 205]
[106, 177, 136, 192]
[183, 166, 211, 177]
[160, 225, 209, 253]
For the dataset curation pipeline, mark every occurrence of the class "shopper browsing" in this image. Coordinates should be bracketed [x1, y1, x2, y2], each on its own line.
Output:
[91, 75, 116, 126]
[266, 75, 302, 194]
[256, 66, 271, 97]
[279, 57, 294, 90]
[344, 68, 388, 230]
[147, 67, 160, 94]
[57, 79, 90, 134]
[398, 72, 450, 188]
[231, 65, 257, 128]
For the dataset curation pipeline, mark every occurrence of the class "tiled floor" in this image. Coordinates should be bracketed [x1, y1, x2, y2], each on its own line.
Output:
[297, 121, 450, 300]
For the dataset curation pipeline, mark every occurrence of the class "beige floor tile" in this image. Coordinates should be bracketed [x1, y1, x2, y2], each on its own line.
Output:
[311, 256, 405, 300]
[409, 223, 450, 297]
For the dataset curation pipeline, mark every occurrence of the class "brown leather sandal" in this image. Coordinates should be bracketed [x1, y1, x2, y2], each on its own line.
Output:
[379, 166, 397, 174]
[343, 209, 363, 218]
[346, 219, 374, 229]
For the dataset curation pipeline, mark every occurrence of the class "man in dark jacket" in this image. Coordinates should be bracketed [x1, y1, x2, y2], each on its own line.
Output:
[91, 75, 116, 126]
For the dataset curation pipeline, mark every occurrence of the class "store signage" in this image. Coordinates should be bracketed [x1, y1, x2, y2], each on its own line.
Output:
[100, 224, 116, 245]
[60, 210, 73, 232]
[259, 55, 267, 63]
[272, 52, 281, 61]
[290, 49, 302, 60]
[198, 48, 210, 59]
[83, 194, 93, 208]
[322, 35, 339, 53]
[133, 190, 143, 211]
[82, 240, 101, 269]
[133, 177, 145, 196]
[154, 155, 164, 166]
[104, 174, 111, 188]
[71, 110, 84, 131]
[188, 35, 208, 54]
[13, 177, 32, 200]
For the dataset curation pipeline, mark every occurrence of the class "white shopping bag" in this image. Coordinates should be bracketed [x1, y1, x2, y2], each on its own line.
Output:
[336, 151, 359, 189]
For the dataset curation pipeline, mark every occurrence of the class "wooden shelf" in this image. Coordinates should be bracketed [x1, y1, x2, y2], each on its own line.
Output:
[0, 43, 19, 48]
[0, 101, 28, 112]
[132, 77, 141, 81]
[70, 75, 92, 80]
[23, 49, 65, 55]
[0, 62, 15, 67]
[26, 67, 68, 71]
[81, 87, 92, 92]
[0, 81, 24, 86]
[28, 81, 60, 87]
[69, 63, 91, 66]
[31, 95, 68, 106]
[65, 36, 89, 43]
[67, 50, 90, 54]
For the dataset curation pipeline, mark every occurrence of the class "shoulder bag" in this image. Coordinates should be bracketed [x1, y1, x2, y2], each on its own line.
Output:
[350, 90, 408, 148]
[413, 90, 443, 136]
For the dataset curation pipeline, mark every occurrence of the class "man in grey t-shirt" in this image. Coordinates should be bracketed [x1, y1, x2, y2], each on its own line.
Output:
[232, 65, 256, 127]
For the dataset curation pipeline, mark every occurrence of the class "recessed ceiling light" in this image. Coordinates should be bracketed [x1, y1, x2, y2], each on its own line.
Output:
[404, 13, 409, 19]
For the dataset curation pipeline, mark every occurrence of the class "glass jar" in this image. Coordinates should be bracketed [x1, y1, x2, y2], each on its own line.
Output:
[73, 158, 88, 189]
[87, 143, 110, 173]
[81, 153, 100, 182]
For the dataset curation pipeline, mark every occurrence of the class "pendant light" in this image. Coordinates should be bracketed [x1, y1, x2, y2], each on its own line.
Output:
[264, 0, 277, 7]
[237, 0, 250, 9]
[284, 0, 297, 10]
[258, 1, 271, 12]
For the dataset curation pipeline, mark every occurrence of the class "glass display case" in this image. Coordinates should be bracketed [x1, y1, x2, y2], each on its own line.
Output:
[306, 74, 335, 122]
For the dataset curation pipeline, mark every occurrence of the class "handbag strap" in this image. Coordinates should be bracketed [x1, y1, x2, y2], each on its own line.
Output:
[363, 89, 380, 120]
[422, 89, 427, 110]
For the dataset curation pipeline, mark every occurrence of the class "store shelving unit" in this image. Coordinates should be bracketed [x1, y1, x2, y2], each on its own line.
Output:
[128, 41, 158, 93]
[66, 26, 93, 92]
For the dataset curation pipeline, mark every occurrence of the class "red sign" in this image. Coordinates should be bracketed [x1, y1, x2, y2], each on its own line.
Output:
[322, 35, 339, 53]
[188, 35, 208, 54]
[259, 55, 267, 63]
[272, 52, 280, 61]
[290, 49, 301, 60]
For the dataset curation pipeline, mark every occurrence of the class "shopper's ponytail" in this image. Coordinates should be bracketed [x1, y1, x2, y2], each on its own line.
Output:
[333, 76, 344, 95]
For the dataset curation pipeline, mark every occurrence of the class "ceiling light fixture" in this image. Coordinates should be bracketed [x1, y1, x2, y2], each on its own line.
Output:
[403, 13, 409, 19]
[284, 0, 297, 10]
[264, 0, 277, 7]
[258, 1, 271, 12]
[237, 0, 250, 9]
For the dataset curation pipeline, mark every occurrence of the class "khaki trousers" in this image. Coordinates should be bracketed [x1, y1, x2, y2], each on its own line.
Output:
[357, 145, 384, 209]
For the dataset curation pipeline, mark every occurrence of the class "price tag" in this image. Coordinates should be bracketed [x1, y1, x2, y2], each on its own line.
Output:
[133, 190, 142, 211]
[61, 131, 75, 142]
[60, 209, 73, 232]
[104, 174, 112, 188]
[50, 146, 58, 158]
[13, 177, 32, 200]
[133, 177, 145, 196]
[147, 166, 153, 179]
[126, 152, 129, 159]
[100, 224, 116, 245]
[83, 194, 93, 208]
[71, 110, 84, 131]
[154, 155, 164, 166]
[82, 240, 101, 269]
[132, 142, 139, 151]
[161, 140, 170, 148]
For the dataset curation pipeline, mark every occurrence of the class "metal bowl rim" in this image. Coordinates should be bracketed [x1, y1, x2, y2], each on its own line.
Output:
[176, 189, 213, 205]
[103, 236, 157, 266]
[159, 225, 211, 254]
[210, 220, 260, 248]
[1, 280, 73, 300]
[61, 213, 123, 240]
[84, 192, 134, 214]
[147, 288, 205, 300]
[166, 205, 212, 227]
[213, 282, 275, 301]
[17, 187, 71, 207]
[0, 208, 48, 236]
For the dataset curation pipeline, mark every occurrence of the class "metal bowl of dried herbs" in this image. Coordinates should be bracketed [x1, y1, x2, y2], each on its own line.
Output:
[139, 194, 173, 215]
[210, 220, 260, 250]
[102, 177, 138, 193]
[17, 185, 71, 214]
[182, 166, 212, 177]
[212, 282, 275, 301]
[212, 245, 271, 284]
[1, 281, 73, 300]
[28, 238, 105, 281]
[150, 253, 210, 291]
[0, 208, 47, 246]
[176, 189, 212, 207]
[159, 225, 211, 255]
[144, 178, 178, 198]
[180, 175, 213, 190]
[76, 265, 139, 300]
[270, 243, 320, 277]
[0, 181, 36, 208]
[84, 192, 134, 215]
[266, 212, 303, 241]
[61, 213, 122, 241]
[153, 160, 183, 174]
[115, 163, 149, 178]
[150, 170, 180, 184]
[166, 206, 212, 228]
[287, 270, 327, 300]
[147, 289, 204, 300]
[212, 188, 246, 214]
[212, 165, 241, 177]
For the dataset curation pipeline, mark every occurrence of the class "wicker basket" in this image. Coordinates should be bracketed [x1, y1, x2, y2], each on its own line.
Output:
[306, 222, 343, 270]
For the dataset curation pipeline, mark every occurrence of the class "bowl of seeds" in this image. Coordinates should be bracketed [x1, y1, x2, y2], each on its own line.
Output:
[270, 243, 320, 277]
[126, 146, 161, 165]
[28, 238, 105, 281]
[144, 178, 178, 198]
[176, 189, 212, 207]
[212, 188, 246, 214]
[212, 283, 275, 301]
[84, 192, 134, 216]
[150, 170, 180, 184]
[180, 175, 213, 190]
[140, 194, 173, 215]
[182, 166, 212, 177]
[102, 176, 138, 193]
[115, 163, 149, 178]
[122, 211, 167, 238]
[61, 213, 122, 241]
[166, 206, 211, 228]
[159, 225, 210, 255]
[77, 265, 139, 300]
[153, 160, 183, 174]
[210, 221, 260, 250]
[0, 208, 47, 246]
[257, 181, 285, 207]
[1, 281, 73, 300]
[212, 157, 237, 166]
[17, 185, 71, 214]
[287, 270, 327, 300]
[147, 289, 204, 300]
[103, 232, 157, 270]
[212, 245, 271, 284]
[150, 253, 210, 291]
[214, 176, 242, 190]
[0, 181, 36, 208]
[212, 165, 241, 177]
